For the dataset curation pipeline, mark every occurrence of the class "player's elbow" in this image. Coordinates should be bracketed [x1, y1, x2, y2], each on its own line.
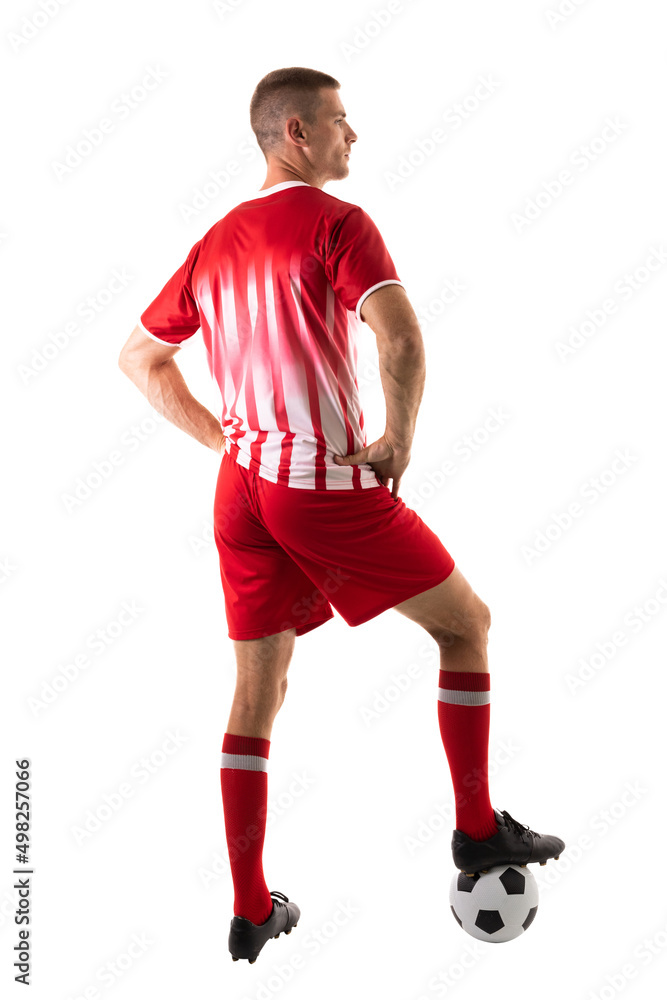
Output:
[118, 347, 134, 375]
[118, 345, 144, 381]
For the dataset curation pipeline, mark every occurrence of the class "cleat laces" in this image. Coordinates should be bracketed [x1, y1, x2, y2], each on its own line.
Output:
[501, 809, 541, 840]
[270, 890, 289, 904]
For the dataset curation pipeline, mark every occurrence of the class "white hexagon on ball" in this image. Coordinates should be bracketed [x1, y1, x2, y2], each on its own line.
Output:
[449, 865, 539, 942]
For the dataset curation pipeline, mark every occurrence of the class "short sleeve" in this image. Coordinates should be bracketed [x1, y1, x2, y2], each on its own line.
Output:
[324, 206, 403, 322]
[139, 241, 202, 347]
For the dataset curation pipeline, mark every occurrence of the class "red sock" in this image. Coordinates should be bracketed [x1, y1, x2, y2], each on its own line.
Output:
[220, 733, 273, 924]
[438, 670, 499, 841]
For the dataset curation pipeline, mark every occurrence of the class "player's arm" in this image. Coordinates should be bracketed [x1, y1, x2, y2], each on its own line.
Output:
[118, 326, 225, 454]
[360, 284, 426, 450]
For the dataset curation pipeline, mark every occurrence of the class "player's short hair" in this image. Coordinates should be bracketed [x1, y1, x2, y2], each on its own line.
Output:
[250, 67, 341, 159]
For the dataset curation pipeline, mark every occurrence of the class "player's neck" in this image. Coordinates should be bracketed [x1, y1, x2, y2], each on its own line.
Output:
[259, 169, 322, 191]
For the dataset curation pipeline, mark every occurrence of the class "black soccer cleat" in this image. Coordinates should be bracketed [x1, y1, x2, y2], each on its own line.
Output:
[452, 808, 565, 876]
[229, 890, 300, 964]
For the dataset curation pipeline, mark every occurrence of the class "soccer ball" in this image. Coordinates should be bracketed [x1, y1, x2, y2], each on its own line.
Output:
[449, 865, 539, 942]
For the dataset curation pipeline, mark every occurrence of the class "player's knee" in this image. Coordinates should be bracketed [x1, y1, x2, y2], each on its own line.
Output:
[431, 596, 490, 647]
[476, 598, 491, 634]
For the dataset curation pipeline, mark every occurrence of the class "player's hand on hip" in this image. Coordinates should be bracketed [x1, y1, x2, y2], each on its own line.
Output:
[333, 433, 411, 500]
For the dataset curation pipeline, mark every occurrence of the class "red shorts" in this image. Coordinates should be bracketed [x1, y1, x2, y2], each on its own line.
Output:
[213, 450, 455, 640]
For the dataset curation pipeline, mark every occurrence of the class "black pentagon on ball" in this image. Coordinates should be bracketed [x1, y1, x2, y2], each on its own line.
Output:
[457, 872, 480, 893]
[450, 905, 463, 927]
[475, 909, 504, 935]
[499, 867, 526, 895]
[522, 905, 538, 930]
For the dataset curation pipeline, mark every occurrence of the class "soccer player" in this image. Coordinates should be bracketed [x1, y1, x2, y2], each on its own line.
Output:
[119, 67, 565, 964]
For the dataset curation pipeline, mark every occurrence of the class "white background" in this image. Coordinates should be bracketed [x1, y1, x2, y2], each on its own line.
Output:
[3, 0, 667, 997]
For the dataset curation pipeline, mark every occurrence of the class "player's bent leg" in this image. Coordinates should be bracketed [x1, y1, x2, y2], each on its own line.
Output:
[392, 566, 491, 672]
[393, 570, 567, 874]
[392, 566, 499, 843]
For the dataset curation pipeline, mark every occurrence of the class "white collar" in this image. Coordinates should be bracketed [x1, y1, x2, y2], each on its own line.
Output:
[250, 181, 313, 199]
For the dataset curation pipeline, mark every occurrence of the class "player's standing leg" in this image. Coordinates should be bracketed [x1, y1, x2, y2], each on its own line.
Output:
[221, 629, 295, 924]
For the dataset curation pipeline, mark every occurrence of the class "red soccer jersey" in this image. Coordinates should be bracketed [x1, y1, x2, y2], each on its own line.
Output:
[139, 180, 403, 490]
